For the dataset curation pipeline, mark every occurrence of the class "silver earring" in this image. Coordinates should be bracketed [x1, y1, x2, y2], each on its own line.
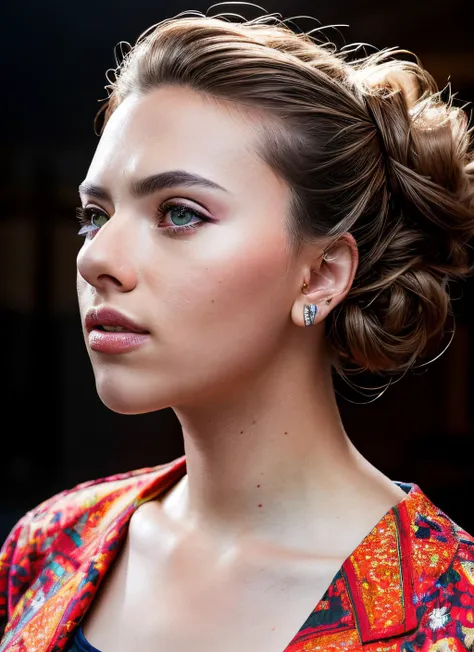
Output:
[303, 304, 318, 326]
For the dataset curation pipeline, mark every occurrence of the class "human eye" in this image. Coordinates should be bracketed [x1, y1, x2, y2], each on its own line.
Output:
[76, 206, 110, 238]
[156, 201, 212, 235]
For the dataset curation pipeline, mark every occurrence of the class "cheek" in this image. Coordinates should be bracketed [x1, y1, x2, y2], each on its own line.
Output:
[207, 225, 290, 302]
[159, 231, 291, 355]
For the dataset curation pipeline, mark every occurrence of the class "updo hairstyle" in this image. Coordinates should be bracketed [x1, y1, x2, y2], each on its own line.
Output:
[96, 9, 474, 376]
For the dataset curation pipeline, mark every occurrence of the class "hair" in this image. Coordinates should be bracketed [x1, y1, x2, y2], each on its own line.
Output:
[96, 7, 474, 378]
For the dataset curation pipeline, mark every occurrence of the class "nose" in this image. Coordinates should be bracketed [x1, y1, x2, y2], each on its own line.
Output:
[76, 214, 138, 293]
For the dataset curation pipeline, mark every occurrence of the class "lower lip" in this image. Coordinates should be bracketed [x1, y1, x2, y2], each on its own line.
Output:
[88, 330, 150, 354]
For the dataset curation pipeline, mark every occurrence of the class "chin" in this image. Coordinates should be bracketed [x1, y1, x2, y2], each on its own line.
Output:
[94, 375, 168, 415]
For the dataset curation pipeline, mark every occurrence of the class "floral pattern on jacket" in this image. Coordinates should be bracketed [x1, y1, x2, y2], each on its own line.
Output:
[1, 454, 474, 651]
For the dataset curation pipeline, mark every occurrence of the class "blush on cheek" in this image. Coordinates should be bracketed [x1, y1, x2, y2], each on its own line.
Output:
[217, 236, 289, 302]
[170, 241, 290, 357]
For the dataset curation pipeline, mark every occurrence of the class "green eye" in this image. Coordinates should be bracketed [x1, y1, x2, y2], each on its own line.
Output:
[91, 213, 108, 228]
[169, 206, 196, 226]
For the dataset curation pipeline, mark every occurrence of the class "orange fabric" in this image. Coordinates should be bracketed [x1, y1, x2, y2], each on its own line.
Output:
[1, 455, 474, 651]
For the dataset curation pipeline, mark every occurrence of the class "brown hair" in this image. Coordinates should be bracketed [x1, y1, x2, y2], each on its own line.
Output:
[97, 8, 474, 377]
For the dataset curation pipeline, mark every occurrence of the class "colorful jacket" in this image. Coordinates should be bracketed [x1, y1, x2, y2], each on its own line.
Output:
[1, 454, 474, 652]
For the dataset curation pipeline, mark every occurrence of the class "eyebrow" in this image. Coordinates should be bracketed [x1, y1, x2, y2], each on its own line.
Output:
[78, 169, 230, 201]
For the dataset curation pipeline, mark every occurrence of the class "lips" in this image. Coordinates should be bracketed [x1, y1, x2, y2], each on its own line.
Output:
[84, 307, 150, 354]
[85, 307, 149, 334]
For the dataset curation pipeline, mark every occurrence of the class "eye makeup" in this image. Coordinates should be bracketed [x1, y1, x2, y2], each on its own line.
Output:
[75, 201, 214, 238]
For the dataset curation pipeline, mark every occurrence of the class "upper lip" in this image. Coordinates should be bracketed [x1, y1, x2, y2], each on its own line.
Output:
[85, 307, 150, 334]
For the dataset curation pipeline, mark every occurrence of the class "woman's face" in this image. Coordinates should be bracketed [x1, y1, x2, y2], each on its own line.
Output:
[76, 86, 301, 414]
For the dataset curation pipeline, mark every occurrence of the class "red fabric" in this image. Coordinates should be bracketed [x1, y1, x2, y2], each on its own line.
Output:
[1, 456, 474, 651]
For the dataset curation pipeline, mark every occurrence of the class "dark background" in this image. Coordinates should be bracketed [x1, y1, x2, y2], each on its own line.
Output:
[1, 0, 473, 543]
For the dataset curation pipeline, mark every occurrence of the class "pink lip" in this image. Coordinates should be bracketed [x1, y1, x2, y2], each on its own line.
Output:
[85, 307, 150, 354]
[88, 330, 150, 354]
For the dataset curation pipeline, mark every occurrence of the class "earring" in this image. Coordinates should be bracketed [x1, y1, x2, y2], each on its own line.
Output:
[301, 280, 332, 326]
[302, 282, 317, 326]
[303, 303, 318, 326]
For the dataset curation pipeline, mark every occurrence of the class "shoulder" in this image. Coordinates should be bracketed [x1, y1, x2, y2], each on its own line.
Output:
[418, 519, 474, 649]
[26, 463, 168, 533]
[2, 459, 182, 558]
[447, 518, 474, 598]
[0, 457, 185, 635]
[402, 483, 474, 594]
[407, 490, 474, 648]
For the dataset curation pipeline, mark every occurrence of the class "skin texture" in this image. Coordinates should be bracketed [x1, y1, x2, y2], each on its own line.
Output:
[76, 85, 408, 651]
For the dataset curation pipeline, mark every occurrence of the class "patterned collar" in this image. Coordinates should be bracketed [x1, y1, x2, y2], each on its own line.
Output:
[291, 477, 461, 647]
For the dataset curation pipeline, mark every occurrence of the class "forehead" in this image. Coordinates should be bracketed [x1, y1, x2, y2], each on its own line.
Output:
[87, 86, 279, 196]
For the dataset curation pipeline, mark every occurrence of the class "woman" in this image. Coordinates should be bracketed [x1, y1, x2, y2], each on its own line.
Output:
[1, 6, 474, 652]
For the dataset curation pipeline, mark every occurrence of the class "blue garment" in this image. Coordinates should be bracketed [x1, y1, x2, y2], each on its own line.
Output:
[66, 625, 101, 652]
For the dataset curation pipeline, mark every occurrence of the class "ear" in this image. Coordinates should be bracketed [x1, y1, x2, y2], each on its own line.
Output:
[291, 233, 359, 327]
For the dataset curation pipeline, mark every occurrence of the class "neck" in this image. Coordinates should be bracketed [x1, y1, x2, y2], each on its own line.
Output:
[164, 343, 399, 554]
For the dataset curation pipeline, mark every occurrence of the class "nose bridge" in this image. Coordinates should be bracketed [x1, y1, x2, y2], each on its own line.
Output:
[77, 211, 138, 289]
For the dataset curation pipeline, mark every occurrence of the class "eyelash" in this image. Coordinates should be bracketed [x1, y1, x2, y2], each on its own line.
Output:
[75, 202, 211, 238]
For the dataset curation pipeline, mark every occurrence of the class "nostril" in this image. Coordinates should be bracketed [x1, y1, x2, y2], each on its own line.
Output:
[96, 274, 125, 288]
